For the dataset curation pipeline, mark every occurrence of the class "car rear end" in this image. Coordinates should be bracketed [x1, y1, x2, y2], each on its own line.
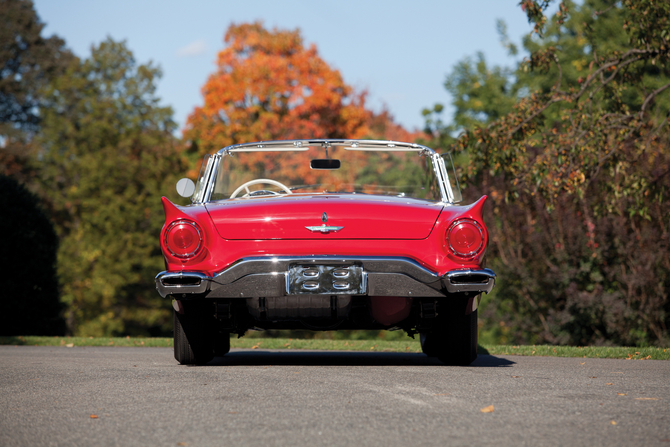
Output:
[156, 140, 495, 365]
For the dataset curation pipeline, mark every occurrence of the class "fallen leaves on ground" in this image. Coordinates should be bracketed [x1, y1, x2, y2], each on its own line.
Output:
[90, 415, 98, 419]
[610, 420, 617, 425]
[618, 393, 627, 396]
[480, 405, 495, 413]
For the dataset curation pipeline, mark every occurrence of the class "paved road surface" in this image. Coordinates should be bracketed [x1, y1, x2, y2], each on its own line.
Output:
[0, 346, 668, 446]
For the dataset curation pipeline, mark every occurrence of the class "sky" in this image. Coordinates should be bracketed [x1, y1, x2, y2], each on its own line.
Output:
[33, 0, 547, 134]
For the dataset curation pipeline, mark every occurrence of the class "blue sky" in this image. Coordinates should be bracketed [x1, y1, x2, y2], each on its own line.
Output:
[33, 1, 546, 134]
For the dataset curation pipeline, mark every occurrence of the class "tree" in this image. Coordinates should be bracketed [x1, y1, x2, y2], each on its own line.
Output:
[185, 22, 370, 162]
[0, 175, 63, 335]
[37, 38, 186, 336]
[0, 0, 73, 184]
[427, 0, 670, 346]
[366, 106, 427, 142]
[0, 0, 72, 130]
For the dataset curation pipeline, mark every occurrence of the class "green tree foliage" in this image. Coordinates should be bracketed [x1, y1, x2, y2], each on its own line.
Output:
[0, 0, 72, 130]
[426, 0, 670, 346]
[0, 0, 73, 183]
[0, 175, 63, 335]
[37, 38, 186, 336]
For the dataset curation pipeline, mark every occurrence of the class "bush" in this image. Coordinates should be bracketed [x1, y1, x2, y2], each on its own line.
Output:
[0, 175, 64, 335]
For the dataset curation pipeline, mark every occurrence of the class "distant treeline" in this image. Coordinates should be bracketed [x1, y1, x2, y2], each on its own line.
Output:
[0, 0, 667, 346]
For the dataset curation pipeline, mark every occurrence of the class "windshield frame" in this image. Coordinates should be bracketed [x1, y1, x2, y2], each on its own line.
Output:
[192, 139, 459, 204]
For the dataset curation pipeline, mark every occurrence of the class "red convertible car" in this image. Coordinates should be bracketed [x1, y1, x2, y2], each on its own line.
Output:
[156, 139, 495, 365]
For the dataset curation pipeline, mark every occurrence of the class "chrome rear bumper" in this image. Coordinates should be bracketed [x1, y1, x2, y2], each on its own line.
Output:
[155, 256, 495, 299]
[444, 268, 496, 293]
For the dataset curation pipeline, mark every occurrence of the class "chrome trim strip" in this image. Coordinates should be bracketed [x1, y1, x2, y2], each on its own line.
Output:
[217, 139, 434, 154]
[202, 154, 221, 204]
[433, 153, 450, 204]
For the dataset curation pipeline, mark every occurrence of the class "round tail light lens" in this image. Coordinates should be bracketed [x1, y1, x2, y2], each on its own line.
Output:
[447, 219, 484, 258]
[165, 220, 202, 258]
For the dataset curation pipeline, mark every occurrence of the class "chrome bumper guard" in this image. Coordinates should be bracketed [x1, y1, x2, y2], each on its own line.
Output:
[443, 268, 496, 294]
[155, 257, 495, 299]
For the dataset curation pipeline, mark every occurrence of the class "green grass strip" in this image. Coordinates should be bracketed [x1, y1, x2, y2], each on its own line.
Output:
[1, 336, 668, 360]
[483, 344, 669, 360]
[0, 336, 173, 347]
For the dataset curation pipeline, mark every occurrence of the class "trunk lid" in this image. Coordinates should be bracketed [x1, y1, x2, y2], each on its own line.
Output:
[204, 195, 443, 240]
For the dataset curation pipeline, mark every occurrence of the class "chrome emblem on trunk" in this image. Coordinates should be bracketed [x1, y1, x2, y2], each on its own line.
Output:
[306, 212, 343, 234]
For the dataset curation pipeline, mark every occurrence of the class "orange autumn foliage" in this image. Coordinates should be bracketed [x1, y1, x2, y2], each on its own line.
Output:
[185, 22, 371, 158]
[365, 107, 429, 142]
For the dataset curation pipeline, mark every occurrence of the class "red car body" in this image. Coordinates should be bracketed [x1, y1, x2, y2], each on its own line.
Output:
[156, 139, 495, 365]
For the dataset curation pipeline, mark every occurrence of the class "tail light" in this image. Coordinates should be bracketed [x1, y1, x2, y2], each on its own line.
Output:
[164, 220, 203, 259]
[447, 219, 484, 258]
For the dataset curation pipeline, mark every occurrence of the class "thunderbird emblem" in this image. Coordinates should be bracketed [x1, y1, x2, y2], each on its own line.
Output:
[306, 212, 343, 234]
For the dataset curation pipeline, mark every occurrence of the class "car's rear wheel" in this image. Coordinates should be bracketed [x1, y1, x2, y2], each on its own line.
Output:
[419, 333, 439, 357]
[173, 301, 214, 365]
[422, 297, 478, 366]
[214, 331, 231, 357]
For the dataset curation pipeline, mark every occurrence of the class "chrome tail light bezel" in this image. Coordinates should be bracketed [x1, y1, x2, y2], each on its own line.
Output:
[446, 218, 485, 259]
[164, 219, 204, 259]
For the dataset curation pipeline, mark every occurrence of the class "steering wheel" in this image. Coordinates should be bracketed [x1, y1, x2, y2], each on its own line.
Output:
[230, 178, 293, 198]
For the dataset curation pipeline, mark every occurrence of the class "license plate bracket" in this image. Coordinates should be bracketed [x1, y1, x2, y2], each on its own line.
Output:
[286, 264, 366, 295]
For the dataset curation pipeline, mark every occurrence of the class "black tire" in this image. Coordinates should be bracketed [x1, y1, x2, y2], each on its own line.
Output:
[420, 333, 439, 357]
[425, 297, 478, 366]
[214, 332, 231, 357]
[436, 308, 478, 366]
[173, 302, 214, 365]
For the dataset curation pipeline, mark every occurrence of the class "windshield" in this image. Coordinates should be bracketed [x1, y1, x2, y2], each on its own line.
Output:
[206, 146, 441, 202]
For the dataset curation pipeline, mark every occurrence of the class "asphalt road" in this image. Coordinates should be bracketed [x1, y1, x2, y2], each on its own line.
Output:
[0, 346, 668, 447]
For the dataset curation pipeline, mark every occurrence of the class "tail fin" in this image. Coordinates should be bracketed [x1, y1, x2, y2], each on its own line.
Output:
[161, 196, 188, 222]
[461, 195, 487, 221]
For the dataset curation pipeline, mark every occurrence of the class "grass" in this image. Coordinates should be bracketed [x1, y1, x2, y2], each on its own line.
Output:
[0, 335, 174, 348]
[1, 335, 668, 360]
[483, 344, 669, 360]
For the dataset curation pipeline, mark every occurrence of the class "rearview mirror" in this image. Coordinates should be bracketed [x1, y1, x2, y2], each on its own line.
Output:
[310, 159, 341, 170]
[176, 178, 196, 198]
